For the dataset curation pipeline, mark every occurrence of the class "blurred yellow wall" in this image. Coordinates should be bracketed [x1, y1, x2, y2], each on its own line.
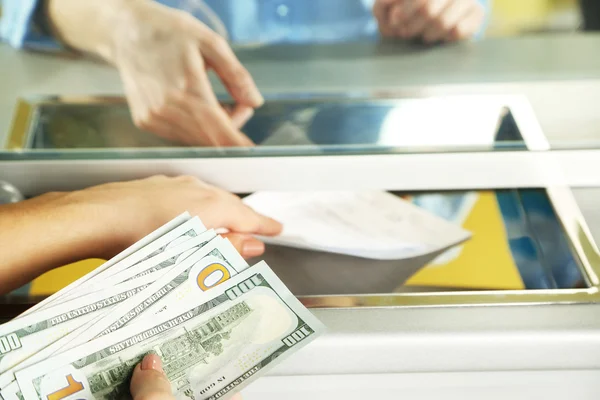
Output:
[488, 0, 580, 35]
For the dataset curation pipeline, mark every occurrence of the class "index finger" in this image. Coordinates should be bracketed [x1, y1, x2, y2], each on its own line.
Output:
[196, 30, 264, 108]
[177, 96, 255, 147]
[185, 45, 222, 107]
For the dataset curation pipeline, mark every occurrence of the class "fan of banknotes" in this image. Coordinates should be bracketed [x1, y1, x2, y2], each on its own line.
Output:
[0, 212, 325, 400]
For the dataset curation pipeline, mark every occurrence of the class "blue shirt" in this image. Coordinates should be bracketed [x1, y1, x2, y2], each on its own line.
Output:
[1, 0, 489, 50]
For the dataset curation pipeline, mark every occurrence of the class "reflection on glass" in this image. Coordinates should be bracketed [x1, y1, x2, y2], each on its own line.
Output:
[17, 96, 527, 154]
[32, 104, 174, 149]
[378, 98, 503, 147]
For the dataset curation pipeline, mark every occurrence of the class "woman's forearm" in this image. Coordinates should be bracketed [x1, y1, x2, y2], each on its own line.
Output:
[0, 192, 117, 294]
[45, 0, 143, 62]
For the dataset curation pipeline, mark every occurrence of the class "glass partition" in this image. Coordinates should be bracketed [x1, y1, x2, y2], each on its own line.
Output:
[2, 94, 535, 159]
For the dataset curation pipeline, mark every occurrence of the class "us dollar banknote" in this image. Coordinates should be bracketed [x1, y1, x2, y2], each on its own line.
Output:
[55, 217, 208, 302]
[57, 229, 217, 303]
[18, 213, 195, 319]
[67, 236, 248, 343]
[15, 261, 325, 400]
[0, 236, 248, 393]
[0, 271, 162, 389]
[0, 232, 214, 390]
[124, 241, 254, 322]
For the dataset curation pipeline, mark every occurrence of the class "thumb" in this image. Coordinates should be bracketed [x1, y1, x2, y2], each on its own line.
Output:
[221, 232, 265, 259]
[130, 353, 174, 400]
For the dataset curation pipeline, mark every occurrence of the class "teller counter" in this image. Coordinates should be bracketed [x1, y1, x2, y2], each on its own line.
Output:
[3, 36, 600, 399]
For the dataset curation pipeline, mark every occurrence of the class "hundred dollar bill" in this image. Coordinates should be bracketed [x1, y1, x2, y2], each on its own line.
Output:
[56, 217, 207, 300]
[126, 244, 253, 322]
[0, 379, 21, 400]
[15, 261, 325, 400]
[18, 214, 204, 318]
[104, 229, 218, 286]
[57, 230, 218, 303]
[0, 237, 247, 393]
[57, 236, 247, 348]
[18, 213, 193, 319]
[0, 232, 215, 390]
[0, 271, 162, 389]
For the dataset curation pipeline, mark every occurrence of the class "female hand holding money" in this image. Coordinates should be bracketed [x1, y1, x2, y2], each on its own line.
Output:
[0, 175, 281, 293]
[131, 354, 243, 400]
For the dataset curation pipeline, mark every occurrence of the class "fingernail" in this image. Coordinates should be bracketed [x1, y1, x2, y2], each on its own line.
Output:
[240, 84, 264, 106]
[242, 241, 264, 258]
[249, 90, 264, 107]
[141, 353, 163, 372]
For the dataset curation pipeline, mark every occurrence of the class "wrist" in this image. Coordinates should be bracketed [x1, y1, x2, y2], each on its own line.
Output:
[103, 0, 167, 65]
[46, 0, 149, 63]
[0, 191, 123, 291]
[100, 0, 148, 64]
[60, 189, 132, 260]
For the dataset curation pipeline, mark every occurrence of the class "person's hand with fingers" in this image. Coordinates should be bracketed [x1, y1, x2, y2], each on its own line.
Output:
[0, 174, 281, 293]
[131, 353, 243, 400]
[112, 1, 262, 147]
[79, 175, 282, 259]
[373, 0, 486, 43]
[47, 0, 262, 147]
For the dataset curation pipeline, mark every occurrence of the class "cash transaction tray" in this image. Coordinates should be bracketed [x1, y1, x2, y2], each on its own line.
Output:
[2, 95, 600, 312]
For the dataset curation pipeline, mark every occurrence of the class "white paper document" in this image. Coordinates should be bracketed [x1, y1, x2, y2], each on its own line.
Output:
[243, 191, 471, 260]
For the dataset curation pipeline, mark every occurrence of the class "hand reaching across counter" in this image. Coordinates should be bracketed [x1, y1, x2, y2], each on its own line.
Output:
[46, 0, 262, 147]
[80, 175, 282, 257]
[0, 175, 281, 293]
[374, 0, 486, 43]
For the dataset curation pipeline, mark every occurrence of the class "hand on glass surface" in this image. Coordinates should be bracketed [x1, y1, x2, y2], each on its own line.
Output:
[76, 175, 282, 259]
[131, 354, 243, 400]
[111, 1, 263, 147]
[373, 0, 486, 43]
[0, 175, 281, 293]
